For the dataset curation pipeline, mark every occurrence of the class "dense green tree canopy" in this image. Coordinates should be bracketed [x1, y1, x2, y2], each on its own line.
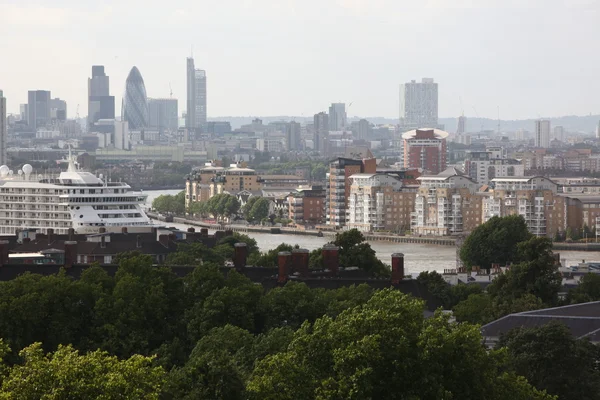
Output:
[152, 191, 186, 215]
[498, 322, 600, 400]
[460, 215, 531, 270]
[247, 289, 554, 400]
[242, 197, 271, 223]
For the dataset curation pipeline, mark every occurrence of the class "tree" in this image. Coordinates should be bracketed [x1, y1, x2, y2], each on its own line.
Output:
[498, 322, 600, 400]
[566, 273, 600, 304]
[333, 229, 389, 276]
[248, 243, 295, 268]
[217, 233, 259, 256]
[246, 198, 271, 224]
[460, 215, 532, 270]
[453, 293, 495, 324]
[0, 343, 165, 399]
[247, 289, 554, 400]
[487, 237, 561, 306]
[152, 191, 186, 215]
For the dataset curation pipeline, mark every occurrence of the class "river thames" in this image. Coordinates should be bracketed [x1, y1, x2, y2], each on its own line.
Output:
[142, 189, 598, 275]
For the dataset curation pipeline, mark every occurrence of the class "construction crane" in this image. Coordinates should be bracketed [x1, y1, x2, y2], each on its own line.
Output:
[169, 83, 173, 98]
[76, 104, 80, 120]
[472, 106, 484, 135]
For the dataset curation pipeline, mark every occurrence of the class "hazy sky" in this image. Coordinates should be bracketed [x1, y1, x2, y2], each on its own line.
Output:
[1, 0, 599, 120]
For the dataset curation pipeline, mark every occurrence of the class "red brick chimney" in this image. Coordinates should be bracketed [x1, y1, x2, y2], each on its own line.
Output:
[121, 227, 128, 234]
[391, 253, 405, 285]
[277, 251, 291, 284]
[292, 248, 310, 278]
[234, 243, 247, 271]
[200, 228, 208, 237]
[0, 240, 9, 267]
[64, 241, 77, 268]
[322, 244, 339, 276]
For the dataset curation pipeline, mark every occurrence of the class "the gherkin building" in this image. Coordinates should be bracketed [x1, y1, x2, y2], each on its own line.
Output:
[122, 66, 149, 129]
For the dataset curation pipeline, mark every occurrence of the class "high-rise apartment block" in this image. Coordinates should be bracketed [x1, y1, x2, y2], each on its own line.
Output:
[313, 112, 328, 152]
[553, 125, 565, 142]
[186, 57, 207, 128]
[457, 115, 466, 134]
[27, 90, 51, 129]
[148, 98, 178, 132]
[88, 66, 115, 129]
[402, 128, 448, 175]
[0, 90, 6, 165]
[535, 119, 551, 148]
[399, 78, 438, 130]
[328, 103, 346, 131]
[325, 156, 376, 227]
[286, 121, 301, 150]
[357, 119, 370, 140]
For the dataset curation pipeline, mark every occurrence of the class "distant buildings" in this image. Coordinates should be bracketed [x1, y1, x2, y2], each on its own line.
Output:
[186, 57, 206, 128]
[27, 90, 51, 128]
[122, 67, 149, 130]
[313, 112, 328, 152]
[596, 120, 600, 139]
[88, 66, 115, 129]
[399, 78, 438, 130]
[0, 90, 6, 165]
[286, 121, 301, 150]
[328, 103, 346, 131]
[148, 98, 178, 132]
[357, 119, 370, 140]
[402, 128, 448, 175]
[457, 115, 466, 134]
[535, 119, 551, 148]
[288, 186, 325, 225]
[50, 98, 67, 121]
[464, 147, 524, 185]
[553, 125, 565, 142]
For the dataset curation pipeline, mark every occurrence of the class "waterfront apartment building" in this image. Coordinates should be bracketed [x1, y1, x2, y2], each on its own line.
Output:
[325, 156, 376, 227]
[288, 186, 325, 226]
[484, 177, 580, 238]
[402, 128, 448, 175]
[399, 78, 438, 130]
[346, 173, 416, 233]
[411, 168, 481, 236]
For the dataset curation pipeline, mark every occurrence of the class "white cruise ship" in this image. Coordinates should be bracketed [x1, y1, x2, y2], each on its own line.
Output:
[0, 155, 153, 235]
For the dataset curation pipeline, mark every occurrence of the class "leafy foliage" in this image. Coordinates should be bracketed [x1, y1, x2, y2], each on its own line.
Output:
[242, 197, 271, 223]
[460, 215, 531, 270]
[152, 191, 186, 215]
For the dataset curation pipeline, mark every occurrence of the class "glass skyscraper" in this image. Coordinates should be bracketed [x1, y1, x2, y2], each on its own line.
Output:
[186, 57, 206, 128]
[88, 65, 115, 129]
[122, 66, 149, 130]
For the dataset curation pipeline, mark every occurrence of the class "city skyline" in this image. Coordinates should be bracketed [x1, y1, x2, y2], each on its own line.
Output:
[1, 1, 600, 120]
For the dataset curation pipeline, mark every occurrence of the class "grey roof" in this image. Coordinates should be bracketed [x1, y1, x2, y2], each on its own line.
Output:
[481, 301, 600, 340]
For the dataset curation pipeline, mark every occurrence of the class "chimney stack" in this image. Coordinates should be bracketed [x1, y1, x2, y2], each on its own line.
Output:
[277, 251, 291, 284]
[214, 230, 225, 242]
[68, 228, 75, 241]
[47, 228, 54, 244]
[64, 241, 77, 268]
[0, 240, 9, 267]
[200, 227, 208, 237]
[121, 227, 128, 234]
[322, 244, 339, 276]
[99, 227, 106, 234]
[100, 235, 106, 248]
[391, 253, 405, 285]
[136, 235, 142, 248]
[234, 242, 248, 271]
[158, 234, 169, 248]
[187, 227, 196, 233]
[292, 248, 310, 278]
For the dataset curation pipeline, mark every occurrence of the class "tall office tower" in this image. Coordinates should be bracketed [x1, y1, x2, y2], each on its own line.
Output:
[0, 90, 6, 165]
[186, 57, 207, 128]
[88, 66, 115, 128]
[313, 112, 329, 152]
[553, 125, 565, 142]
[50, 98, 67, 121]
[357, 119, 370, 140]
[596, 121, 600, 139]
[457, 115, 466, 134]
[328, 103, 347, 131]
[402, 128, 448, 175]
[535, 119, 551, 148]
[399, 78, 438, 129]
[27, 90, 51, 128]
[122, 66, 149, 130]
[286, 121, 301, 150]
[148, 98, 179, 132]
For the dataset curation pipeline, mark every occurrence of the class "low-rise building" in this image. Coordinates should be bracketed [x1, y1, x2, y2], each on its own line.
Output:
[288, 186, 325, 226]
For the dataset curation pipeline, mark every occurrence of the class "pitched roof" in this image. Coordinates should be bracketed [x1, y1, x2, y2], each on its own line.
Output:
[481, 301, 600, 340]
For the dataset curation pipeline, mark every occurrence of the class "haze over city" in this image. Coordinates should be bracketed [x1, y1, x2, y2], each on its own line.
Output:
[1, 0, 599, 119]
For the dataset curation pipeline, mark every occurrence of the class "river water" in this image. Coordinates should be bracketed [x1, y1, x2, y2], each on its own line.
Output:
[141, 189, 599, 275]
